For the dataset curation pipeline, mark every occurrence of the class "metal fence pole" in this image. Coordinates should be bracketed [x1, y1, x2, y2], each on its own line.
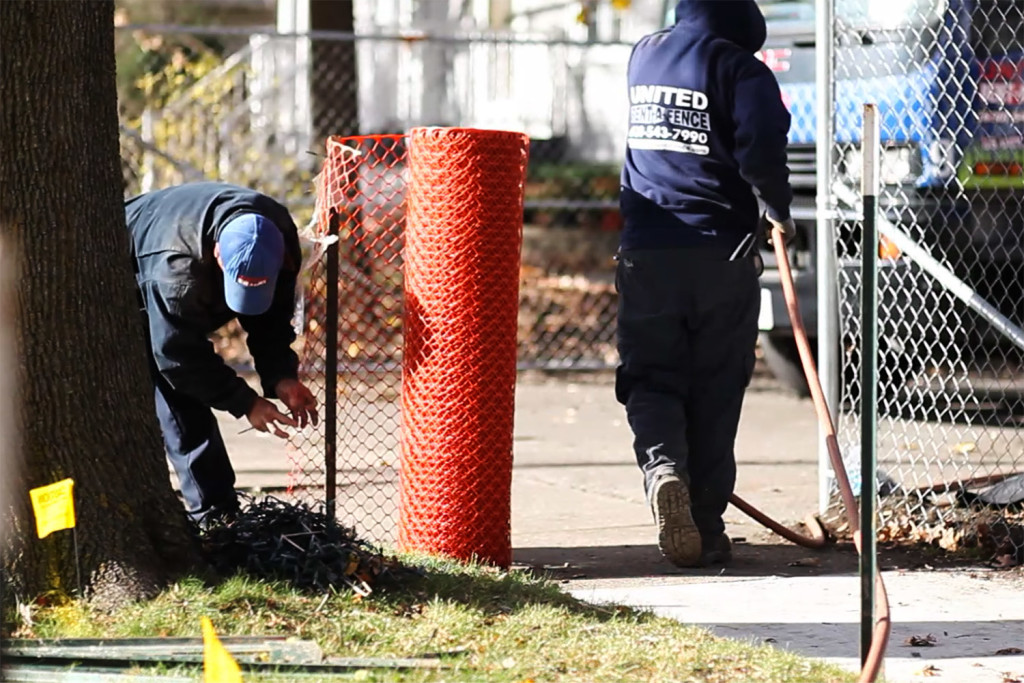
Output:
[815, 0, 838, 514]
[860, 103, 880, 667]
[324, 209, 340, 523]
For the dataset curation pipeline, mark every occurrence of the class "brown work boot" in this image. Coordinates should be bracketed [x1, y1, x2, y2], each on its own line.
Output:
[700, 533, 733, 566]
[649, 474, 702, 568]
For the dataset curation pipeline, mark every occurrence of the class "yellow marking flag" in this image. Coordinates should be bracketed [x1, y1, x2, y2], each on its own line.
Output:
[201, 616, 243, 683]
[28, 478, 76, 539]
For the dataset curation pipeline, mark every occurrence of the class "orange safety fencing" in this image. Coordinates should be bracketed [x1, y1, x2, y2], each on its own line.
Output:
[287, 129, 529, 566]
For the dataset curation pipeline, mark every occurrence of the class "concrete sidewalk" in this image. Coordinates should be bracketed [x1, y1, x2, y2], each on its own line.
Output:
[220, 375, 1024, 683]
[568, 572, 1024, 683]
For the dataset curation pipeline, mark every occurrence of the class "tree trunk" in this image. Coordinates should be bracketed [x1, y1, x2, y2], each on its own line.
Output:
[0, 0, 201, 607]
[0, 239, 14, 555]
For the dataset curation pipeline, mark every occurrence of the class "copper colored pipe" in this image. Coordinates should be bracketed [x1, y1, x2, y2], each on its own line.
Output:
[728, 493, 828, 547]
[728, 230, 891, 683]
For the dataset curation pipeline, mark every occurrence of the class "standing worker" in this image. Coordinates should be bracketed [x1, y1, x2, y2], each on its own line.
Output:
[127, 182, 319, 527]
[616, 0, 795, 567]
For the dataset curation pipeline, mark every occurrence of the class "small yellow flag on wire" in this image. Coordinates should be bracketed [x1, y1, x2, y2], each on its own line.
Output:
[28, 478, 76, 539]
[201, 616, 243, 683]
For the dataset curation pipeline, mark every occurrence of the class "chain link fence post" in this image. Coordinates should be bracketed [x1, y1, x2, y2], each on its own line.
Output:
[815, 0, 839, 515]
[829, 0, 1024, 559]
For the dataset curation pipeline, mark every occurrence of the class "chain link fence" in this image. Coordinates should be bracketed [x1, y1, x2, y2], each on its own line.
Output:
[116, 25, 628, 375]
[279, 136, 405, 545]
[116, 24, 630, 544]
[117, 14, 1024, 557]
[821, 0, 1024, 559]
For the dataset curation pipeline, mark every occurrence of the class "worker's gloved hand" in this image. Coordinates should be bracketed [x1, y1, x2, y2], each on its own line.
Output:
[275, 378, 319, 429]
[762, 213, 796, 246]
[246, 396, 299, 439]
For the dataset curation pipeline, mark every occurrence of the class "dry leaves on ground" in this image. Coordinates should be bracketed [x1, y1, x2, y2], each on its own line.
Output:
[905, 634, 938, 647]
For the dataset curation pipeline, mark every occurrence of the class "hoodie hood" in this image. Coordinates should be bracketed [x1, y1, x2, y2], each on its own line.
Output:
[674, 0, 767, 53]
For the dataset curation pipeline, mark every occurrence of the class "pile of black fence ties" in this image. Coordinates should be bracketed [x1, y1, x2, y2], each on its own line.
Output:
[194, 495, 417, 596]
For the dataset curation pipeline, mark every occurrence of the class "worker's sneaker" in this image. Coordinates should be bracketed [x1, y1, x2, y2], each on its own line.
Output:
[649, 474, 702, 568]
[194, 505, 239, 533]
[700, 533, 733, 566]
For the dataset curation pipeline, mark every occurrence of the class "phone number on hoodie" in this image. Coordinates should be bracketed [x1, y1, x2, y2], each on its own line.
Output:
[628, 124, 709, 144]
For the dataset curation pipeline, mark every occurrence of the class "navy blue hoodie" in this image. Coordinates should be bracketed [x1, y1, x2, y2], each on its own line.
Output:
[126, 182, 303, 418]
[619, 0, 793, 252]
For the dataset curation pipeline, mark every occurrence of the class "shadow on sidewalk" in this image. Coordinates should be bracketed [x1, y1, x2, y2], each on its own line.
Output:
[514, 541, 977, 582]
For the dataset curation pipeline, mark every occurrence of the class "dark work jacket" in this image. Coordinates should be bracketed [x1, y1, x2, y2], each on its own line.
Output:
[126, 182, 303, 418]
[619, 0, 793, 252]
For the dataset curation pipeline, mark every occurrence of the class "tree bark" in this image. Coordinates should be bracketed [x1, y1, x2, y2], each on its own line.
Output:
[0, 239, 14, 557]
[0, 0, 201, 607]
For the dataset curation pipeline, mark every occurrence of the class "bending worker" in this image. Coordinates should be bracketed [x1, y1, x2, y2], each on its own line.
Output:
[616, 0, 795, 568]
[127, 181, 319, 526]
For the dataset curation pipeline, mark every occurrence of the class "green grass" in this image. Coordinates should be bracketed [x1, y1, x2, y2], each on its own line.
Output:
[6, 555, 855, 683]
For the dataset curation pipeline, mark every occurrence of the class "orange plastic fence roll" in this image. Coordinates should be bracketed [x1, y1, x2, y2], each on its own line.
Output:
[399, 127, 530, 567]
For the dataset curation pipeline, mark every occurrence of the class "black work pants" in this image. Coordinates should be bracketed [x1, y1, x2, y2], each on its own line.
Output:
[615, 248, 760, 539]
[141, 314, 238, 522]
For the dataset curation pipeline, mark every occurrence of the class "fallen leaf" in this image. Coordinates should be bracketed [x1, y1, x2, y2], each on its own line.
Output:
[992, 554, 1021, 569]
[788, 557, 822, 568]
[1002, 675, 1022, 683]
[905, 634, 938, 647]
[917, 664, 941, 676]
[996, 648, 1024, 655]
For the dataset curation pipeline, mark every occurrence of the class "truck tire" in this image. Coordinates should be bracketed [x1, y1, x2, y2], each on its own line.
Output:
[759, 332, 812, 397]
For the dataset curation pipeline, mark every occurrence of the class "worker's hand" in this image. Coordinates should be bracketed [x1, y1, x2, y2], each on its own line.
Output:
[274, 378, 319, 429]
[246, 397, 298, 439]
[763, 214, 797, 246]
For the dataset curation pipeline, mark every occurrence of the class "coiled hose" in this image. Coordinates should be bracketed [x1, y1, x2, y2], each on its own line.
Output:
[728, 229, 891, 683]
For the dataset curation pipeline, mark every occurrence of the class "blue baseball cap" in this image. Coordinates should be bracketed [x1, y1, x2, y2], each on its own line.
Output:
[217, 213, 285, 316]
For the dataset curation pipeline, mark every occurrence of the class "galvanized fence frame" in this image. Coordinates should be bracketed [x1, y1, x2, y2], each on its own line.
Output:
[825, 0, 1024, 559]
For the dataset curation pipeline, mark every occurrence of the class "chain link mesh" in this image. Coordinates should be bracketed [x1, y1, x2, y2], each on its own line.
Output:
[115, 26, 630, 373]
[286, 135, 406, 545]
[827, 0, 1024, 559]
